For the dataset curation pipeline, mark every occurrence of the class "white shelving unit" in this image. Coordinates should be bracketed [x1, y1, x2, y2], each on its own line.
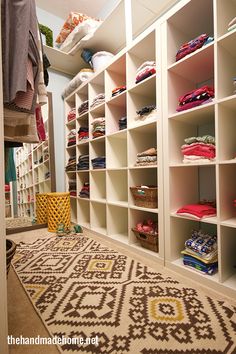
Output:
[5, 182, 14, 218]
[64, 23, 164, 265]
[16, 96, 55, 219]
[62, 0, 236, 298]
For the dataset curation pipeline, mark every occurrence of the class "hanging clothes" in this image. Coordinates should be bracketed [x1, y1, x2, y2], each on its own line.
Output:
[5, 148, 16, 184]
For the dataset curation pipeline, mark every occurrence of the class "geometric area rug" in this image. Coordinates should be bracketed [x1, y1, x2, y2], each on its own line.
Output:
[12, 235, 236, 354]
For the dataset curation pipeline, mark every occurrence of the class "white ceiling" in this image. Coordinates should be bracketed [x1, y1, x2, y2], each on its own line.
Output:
[36, 0, 120, 20]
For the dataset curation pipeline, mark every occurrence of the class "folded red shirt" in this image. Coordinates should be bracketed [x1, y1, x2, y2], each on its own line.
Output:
[176, 203, 216, 219]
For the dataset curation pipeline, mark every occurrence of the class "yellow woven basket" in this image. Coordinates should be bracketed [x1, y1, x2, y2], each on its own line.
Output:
[36, 193, 48, 224]
[47, 192, 71, 232]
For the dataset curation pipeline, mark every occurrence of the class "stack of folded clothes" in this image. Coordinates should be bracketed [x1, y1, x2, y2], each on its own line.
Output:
[67, 108, 76, 122]
[68, 178, 76, 197]
[176, 85, 214, 112]
[228, 17, 236, 32]
[90, 93, 105, 109]
[67, 129, 76, 147]
[176, 34, 214, 62]
[65, 155, 76, 172]
[176, 202, 216, 220]
[112, 86, 126, 97]
[135, 147, 157, 166]
[79, 182, 90, 198]
[45, 171, 50, 180]
[5, 184, 10, 192]
[181, 135, 216, 163]
[77, 154, 89, 170]
[181, 230, 218, 275]
[135, 61, 156, 84]
[119, 116, 127, 130]
[78, 100, 89, 116]
[78, 126, 89, 141]
[136, 104, 157, 120]
[91, 156, 106, 169]
[91, 117, 105, 138]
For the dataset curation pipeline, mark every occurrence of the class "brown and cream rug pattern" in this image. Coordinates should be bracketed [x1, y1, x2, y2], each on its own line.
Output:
[12, 235, 236, 354]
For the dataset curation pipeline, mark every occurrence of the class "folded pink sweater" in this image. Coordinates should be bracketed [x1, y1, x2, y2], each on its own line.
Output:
[176, 204, 216, 219]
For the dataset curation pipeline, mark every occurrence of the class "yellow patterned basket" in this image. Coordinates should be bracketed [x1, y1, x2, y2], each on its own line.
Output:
[36, 193, 48, 224]
[47, 192, 71, 232]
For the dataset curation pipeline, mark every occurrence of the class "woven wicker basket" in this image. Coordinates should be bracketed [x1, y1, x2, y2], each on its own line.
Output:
[130, 186, 158, 208]
[36, 193, 48, 223]
[6, 239, 17, 276]
[47, 192, 71, 232]
[132, 228, 159, 252]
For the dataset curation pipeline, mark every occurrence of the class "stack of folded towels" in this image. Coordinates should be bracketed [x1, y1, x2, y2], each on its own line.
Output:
[90, 93, 105, 109]
[65, 155, 76, 172]
[67, 129, 76, 147]
[176, 34, 213, 62]
[67, 108, 76, 122]
[119, 116, 127, 130]
[228, 17, 236, 32]
[135, 61, 156, 84]
[78, 100, 89, 116]
[177, 85, 214, 112]
[181, 230, 218, 275]
[135, 147, 157, 166]
[79, 182, 90, 198]
[91, 156, 106, 169]
[77, 154, 89, 170]
[176, 201, 216, 220]
[181, 135, 216, 163]
[78, 126, 89, 141]
[68, 178, 76, 196]
[91, 117, 105, 138]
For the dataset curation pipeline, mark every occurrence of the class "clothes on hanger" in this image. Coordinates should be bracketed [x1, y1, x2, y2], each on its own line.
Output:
[5, 148, 16, 184]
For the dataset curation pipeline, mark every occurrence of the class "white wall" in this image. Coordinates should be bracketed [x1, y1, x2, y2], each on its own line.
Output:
[36, 7, 64, 46]
[97, 0, 121, 19]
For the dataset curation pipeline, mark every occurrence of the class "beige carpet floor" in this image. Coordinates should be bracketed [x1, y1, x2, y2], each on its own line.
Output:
[8, 228, 236, 354]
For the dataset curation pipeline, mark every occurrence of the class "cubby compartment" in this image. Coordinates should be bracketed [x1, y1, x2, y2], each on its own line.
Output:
[90, 201, 107, 235]
[170, 165, 217, 222]
[220, 226, 236, 289]
[216, 0, 236, 38]
[127, 30, 156, 89]
[89, 106, 106, 140]
[76, 142, 89, 171]
[90, 138, 105, 169]
[70, 197, 77, 223]
[219, 164, 236, 224]
[77, 199, 90, 228]
[168, 65, 214, 116]
[76, 84, 89, 119]
[107, 170, 128, 206]
[166, 0, 214, 66]
[90, 170, 106, 202]
[127, 77, 157, 127]
[217, 33, 236, 99]
[107, 205, 128, 243]
[89, 72, 105, 112]
[169, 105, 215, 165]
[129, 168, 158, 209]
[105, 54, 126, 100]
[218, 99, 236, 162]
[106, 93, 127, 134]
[106, 131, 127, 168]
[77, 171, 90, 200]
[128, 122, 157, 167]
[77, 113, 89, 144]
[129, 208, 159, 254]
[65, 93, 76, 121]
[168, 216, 218, 279]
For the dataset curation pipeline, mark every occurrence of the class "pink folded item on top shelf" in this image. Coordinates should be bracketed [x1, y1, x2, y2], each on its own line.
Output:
[176, 203, 217, 220]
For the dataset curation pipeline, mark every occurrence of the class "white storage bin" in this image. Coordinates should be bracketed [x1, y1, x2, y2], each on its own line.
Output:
[92, 51, 114, 72]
